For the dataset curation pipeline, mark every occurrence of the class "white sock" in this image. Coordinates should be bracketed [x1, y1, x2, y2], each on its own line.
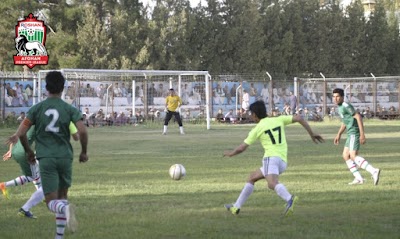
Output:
[179, 126, 184, 134]
[274, 183, 292, 202]
[5, 175, 33, 187]
[345, 160, 363, 180]
[55, 212, 66, 239]
[354, 156, 376, 175]
[234, 183, 254, 208]
[22, 187, 44, 212]
[163, 125, 167, 133]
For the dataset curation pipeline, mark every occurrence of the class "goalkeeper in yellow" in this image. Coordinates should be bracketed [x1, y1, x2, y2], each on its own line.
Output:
[162, 88, 185, 135]
[223, 100, 324, 217]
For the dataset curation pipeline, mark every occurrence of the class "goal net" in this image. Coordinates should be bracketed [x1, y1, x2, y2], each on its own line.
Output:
[37, 69, 211, 129]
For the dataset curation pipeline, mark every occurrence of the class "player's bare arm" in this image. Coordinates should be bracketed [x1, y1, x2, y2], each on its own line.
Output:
[334, 123, 346, 145]
[19, 134, 35, 165]
[353, 113, 366, 144]
[224, 143, 249, 157]
[292, 115, 324, 143]
[6, 118, 32, 146]
[75, 120, 89, 163]
[2, 144, 13, 161]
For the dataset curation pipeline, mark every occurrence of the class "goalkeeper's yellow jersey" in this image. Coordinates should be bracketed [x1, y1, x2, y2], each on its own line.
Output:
[166, 95, 182, 112]
[244, 116, 293, 162]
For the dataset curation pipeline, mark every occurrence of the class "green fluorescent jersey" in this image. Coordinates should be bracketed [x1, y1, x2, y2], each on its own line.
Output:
[338, 102, 359, 134]
[27, 97, 82, 159]
[244, 115, 293, 162]
[12, 126, 36, 160]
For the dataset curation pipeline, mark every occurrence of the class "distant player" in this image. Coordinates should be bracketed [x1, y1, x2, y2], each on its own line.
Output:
[332, 88, 380, 185]
[162, 88, 185, 135]
[1, 123, 79, 219]
[223, 100, 324, 216]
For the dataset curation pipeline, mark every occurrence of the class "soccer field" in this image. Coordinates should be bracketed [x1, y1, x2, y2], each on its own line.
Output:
[0, 120, 399, 239]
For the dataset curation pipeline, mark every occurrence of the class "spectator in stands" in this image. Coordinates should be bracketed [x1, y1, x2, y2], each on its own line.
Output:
[25, 84, 33, 99]
[363, 107, 372, 119]
[17, 112, 25, 123]
[181, 84, 190, 105]
[242, 89, 250, 113]
[260, 84, 269, 105]
[121, 82, 129, 97]
[216, 108, 224, 122]
[85, 83, 95, 97]
[283, 103, 291, 115]
[148, 83, 157, 105]
[157, 83, 168, 97]
[224, 109, 235, 123]
[223, 85, 232, 105]
[3, 83, 13, 107]
[249, 83, 257, 97]
[96, 84, 105, 99]
[115, 111, 127, 126]
[190, 87, 202, 105]
[213, 83, 225, 105]
[136, 111, 144, 124]
[230, 84, 238, 99]
[113, 83, 122, 97]
[95, 109, 105, 126]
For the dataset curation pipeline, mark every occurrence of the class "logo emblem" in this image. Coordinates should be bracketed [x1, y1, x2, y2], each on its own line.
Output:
[13, 13, 48, 69]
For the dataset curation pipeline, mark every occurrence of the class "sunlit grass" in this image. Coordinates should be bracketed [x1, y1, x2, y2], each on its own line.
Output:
[0, 120, 399, 239]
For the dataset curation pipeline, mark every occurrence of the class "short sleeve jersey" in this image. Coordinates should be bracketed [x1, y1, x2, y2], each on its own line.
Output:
[12, 126, 36, 160]
[244, 115, 293, 162]
[166, 95, 182, 112]
[27, 97, 82, 159]
[338, 102, 359, 134]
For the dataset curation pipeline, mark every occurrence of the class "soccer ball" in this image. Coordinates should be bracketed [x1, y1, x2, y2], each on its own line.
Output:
[169, 164, 186, 180]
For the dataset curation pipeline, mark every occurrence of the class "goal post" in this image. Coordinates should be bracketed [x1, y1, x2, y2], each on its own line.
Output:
[38, 69, 212, 129]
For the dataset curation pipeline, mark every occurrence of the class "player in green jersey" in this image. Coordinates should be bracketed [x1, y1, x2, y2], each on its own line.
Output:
[223, 100, 324, 217]
[162, 88, 185, 135]
[6, 71, 88, 238]
[332, 88, 380, 185]
[1, 123, 79, 219]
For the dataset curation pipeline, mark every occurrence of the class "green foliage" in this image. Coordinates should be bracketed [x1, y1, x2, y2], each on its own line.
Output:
[0, 122, 399, 238]
[0, 0, 399, 75]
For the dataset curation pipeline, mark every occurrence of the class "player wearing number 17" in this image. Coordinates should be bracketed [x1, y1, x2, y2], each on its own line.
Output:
[6, 71, 88, 239]
[223, 100, 324, 217]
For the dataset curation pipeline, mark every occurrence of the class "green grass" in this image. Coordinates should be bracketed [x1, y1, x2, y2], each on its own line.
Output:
[0, 119, 399, 239]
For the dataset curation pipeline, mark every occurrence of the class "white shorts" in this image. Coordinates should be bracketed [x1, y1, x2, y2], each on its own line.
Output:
[260, 156, 287, 176]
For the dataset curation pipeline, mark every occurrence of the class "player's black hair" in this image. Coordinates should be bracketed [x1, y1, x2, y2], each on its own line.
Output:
[249, 100, 267, 119]
[333, 88, 344, 97]
[45, 71, 65, 94]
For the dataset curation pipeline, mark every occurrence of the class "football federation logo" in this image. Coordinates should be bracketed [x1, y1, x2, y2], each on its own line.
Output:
[13, 13, 48, 69]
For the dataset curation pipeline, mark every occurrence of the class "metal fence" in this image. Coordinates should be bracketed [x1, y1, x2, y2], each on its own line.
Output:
[1, 71, 400, 123]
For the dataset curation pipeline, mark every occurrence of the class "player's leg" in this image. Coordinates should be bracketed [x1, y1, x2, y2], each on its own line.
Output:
[263, 157, 298, 217]
[18, 187, 44, 219]
[353, 155, 380, 186]
[0, 156, 35, 199]
[163, 111, 173, 135]
[41, 158, 73, 238]
[225, 169, 263, 215]
[18, 161, 44, 218]
[344, 135, 364, 185]
[174, 112, 185, 134]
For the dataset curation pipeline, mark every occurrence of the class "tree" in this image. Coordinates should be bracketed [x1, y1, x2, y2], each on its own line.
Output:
[76, 6, 111, 69]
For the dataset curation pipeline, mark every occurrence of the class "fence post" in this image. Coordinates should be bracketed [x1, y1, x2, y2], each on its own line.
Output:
[370, 73, 377, 116]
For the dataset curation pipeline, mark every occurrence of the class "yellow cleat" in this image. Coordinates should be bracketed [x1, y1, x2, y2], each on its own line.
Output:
[0, 182, 9, 199]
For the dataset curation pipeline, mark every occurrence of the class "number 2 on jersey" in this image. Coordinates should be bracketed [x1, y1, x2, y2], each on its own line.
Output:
[265, 126, 281, 144]
[45, 109, 60, 133]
